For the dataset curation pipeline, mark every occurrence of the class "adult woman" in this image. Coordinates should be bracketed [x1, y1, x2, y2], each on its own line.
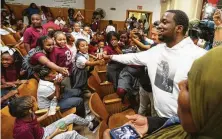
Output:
[104, 46, 222, 138]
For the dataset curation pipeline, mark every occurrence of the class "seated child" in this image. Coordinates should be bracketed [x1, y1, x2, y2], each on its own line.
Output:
[54, 16, 66, 26]
[9, 96, 99, 139]
[36, 66, 87, 117]
[1, 47, 26, 108]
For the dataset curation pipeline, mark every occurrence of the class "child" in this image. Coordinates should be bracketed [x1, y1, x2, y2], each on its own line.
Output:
[67, 8, 75, 26]
[74, 11, 84, 28]
[1, 47, 26, 108]
[66, 33, 77, 63]
[23, 14, 47, 53]
[54, 16, 66, 26]
[37, 66, 92, 118]
[23, 36, 69, 78]
[49, 31, 73, 88]
[9, 96, 99, 139]
[96, 40, 105, 53]
[49, 31, 72, 74]
[103, 31, 124, 90]
[72, 39, 104, 90]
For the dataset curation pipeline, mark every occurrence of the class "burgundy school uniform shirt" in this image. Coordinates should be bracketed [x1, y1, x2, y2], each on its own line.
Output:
[30, 52, 46, 65]
[104, 45, 119, 55]
[1, 66, 18, 82]
[49, 45, 73, 73]
[43, 21, 60, 31]
[13, 117, 44, 139]
[23, 26, 47, 50]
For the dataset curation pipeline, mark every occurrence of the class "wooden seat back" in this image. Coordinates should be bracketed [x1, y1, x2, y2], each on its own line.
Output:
[89, 93, 109, 121]
[96, 120, 109, 139]
[18, 78, 39, 99]
[13, 32, 21, 42]
[1, 34, 17, 46]
[0, 106, 15, 139]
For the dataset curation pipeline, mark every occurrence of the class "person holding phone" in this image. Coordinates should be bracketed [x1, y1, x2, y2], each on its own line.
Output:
[104, 46, 222, 139]
[213, 9, 222, 47]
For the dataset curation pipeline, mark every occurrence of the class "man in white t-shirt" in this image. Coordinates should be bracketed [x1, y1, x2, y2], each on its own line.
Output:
[103, 10, 207, 118]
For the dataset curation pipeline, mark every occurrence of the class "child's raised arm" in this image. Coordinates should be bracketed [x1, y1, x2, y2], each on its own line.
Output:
[85, 59, 105, 66]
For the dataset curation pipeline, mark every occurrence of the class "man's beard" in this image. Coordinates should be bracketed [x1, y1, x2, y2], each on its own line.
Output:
[158, 35, 173, 43]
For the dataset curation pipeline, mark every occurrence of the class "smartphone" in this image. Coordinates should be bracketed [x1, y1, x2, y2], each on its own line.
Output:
[110, 124, 140, 139]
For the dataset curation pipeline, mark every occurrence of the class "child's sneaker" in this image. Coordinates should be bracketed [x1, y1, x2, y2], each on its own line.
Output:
[89, 119, 100, 133]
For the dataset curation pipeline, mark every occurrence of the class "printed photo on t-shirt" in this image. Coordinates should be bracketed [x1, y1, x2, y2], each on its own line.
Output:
[154, 60, 175, 93]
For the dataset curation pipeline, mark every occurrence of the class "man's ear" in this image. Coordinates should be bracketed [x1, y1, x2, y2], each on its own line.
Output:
[176, 25, 184, 33]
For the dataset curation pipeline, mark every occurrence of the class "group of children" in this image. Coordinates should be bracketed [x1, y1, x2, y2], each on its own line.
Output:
[0, 4, 161, 138]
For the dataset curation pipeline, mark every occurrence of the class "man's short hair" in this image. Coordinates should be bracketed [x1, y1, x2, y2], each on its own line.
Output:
[166, 10, 189, 35]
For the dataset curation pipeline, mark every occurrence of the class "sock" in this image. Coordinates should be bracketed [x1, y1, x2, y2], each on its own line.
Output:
[88, 122, 93, 129]
[117, 88, 127, 98]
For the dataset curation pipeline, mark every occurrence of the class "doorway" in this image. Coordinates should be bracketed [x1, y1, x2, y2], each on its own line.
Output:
[126, 10, 153, 35]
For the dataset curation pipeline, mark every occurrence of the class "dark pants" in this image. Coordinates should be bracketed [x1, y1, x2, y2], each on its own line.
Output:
[1, 87, 17, 109]
[58, 88, 85, 117]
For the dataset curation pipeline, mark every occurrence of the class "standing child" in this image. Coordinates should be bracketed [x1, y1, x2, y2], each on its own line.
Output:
[49, 31, 72, 88]
[23, 14, 47, 53]
[66, 33, 77, 63]
[72, 39, 104, 90]
[96, 40, 105, 54]
[9, 96, 99, 139]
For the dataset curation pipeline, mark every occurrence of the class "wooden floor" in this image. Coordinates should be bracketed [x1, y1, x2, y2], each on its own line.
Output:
[74, 125, 98, 139]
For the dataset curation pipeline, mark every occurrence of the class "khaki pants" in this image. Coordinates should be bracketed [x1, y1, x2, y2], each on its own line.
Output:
[138, 87, 158, 117]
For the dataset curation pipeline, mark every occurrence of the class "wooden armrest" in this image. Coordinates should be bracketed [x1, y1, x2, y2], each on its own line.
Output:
[104, 98, 121, 104]
[67, 124, 73, 131]
[100, 81, 112, 85]
[98, 70, 106, 73]
[35, 107, 60, 115]
[6, 44, 16, 47]
[61, 107, 76, 117]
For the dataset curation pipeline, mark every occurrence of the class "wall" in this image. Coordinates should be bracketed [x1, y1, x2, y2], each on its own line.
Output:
[5, 0, 84, 8]
[95, 0, 161, 22]
[161, 0, 204, 20]
[6, 4, 85, 21]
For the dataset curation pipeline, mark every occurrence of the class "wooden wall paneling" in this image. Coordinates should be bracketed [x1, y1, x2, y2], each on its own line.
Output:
[85, 0, 95, 10]
[50, 7, 63, 19]
[84, 10, 94, 24]
[8, 4, 28, 19]
[7, 4, 85, 22]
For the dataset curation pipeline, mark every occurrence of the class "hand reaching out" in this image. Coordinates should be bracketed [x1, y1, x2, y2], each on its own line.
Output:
[213, 9, 222, 26]
[59, 67, 69, 76]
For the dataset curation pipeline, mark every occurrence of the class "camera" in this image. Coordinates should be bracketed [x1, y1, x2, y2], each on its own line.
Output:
[189, 20, 215, 42]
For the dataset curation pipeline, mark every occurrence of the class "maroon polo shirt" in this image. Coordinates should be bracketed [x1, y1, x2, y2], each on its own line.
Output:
[1, 66, 18, 82]
[104, 45, 119, 55]
[49, 45, 73, 73]
[43, 21, 60, 31]
[23, 26, 47, 50]
[13, 117, 44, 139]
[30, 52, 46, 65]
